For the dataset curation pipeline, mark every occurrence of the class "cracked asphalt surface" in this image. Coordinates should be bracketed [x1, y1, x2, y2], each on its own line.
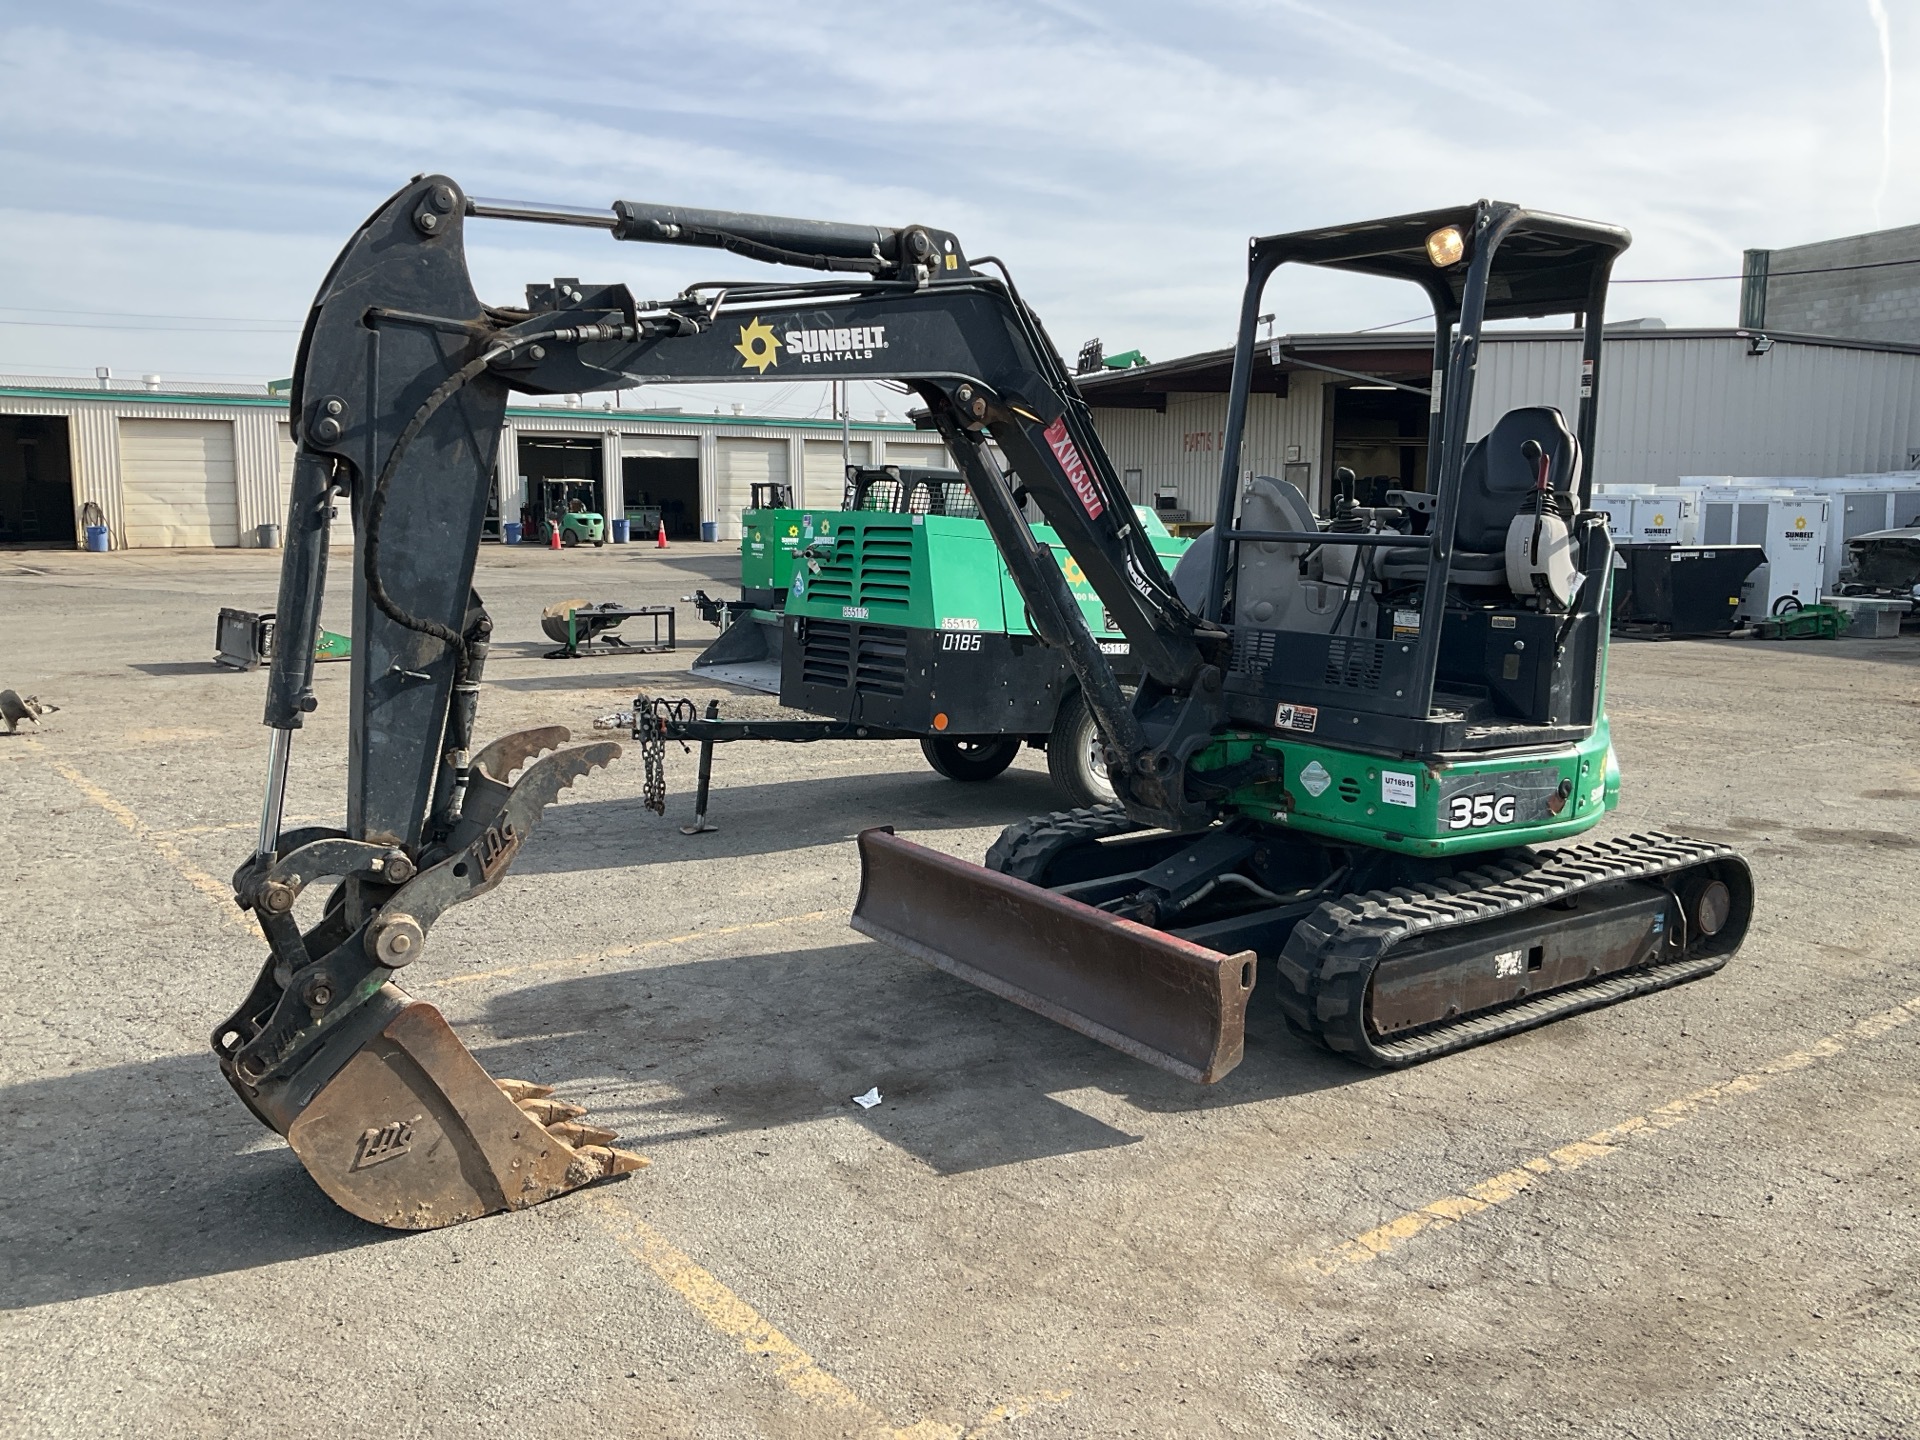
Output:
[1, 543, 1916, 1438]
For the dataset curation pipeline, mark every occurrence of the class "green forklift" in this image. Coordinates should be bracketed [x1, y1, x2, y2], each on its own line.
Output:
[525, 478, 606, 546]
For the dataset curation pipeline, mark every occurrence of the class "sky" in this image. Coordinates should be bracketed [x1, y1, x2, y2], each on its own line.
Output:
[0, 0, 1912, 420]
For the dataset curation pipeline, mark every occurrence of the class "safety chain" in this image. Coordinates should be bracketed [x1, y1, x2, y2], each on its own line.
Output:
[633, 694, 698, 816]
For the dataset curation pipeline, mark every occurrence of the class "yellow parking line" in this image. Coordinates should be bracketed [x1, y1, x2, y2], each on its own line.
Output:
[42, 747, 255, 933]
[1310, 995, 1920, 1274]
[423, 911, 842, 990]
[588, 1197, 1068, 1438]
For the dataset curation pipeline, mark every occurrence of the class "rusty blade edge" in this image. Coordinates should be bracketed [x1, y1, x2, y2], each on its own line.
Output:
[850, 829, 1252, 1084]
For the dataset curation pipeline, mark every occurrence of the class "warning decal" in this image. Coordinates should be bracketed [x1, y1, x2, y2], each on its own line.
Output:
[1044, 416, 1105, 521]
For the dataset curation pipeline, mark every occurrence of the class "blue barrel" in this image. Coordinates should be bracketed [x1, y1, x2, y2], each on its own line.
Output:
[503, 521, 522, 545]
[611, 518, 630, 544]
[84, 525, 109, 552]
[701, 520, 718, 543]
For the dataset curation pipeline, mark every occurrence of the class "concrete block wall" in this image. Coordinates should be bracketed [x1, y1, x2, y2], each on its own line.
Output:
[1748, 223, 1920, 344]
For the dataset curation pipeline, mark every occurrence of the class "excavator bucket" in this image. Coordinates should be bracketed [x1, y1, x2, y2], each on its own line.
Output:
[275, 991, 646, 1230]
[851, 828, 1255, 1084]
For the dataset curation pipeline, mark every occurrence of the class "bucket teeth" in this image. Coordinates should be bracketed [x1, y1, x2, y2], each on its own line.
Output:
[576, 1144, 650, 1178]
[517, 1096, 588, 1124]
[549, 1119, 620, 1147]
[494, 1078, 557, 1101]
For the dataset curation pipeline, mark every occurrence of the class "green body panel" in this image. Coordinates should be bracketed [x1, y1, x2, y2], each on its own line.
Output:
[1198, 721, 1619, 858]
[744, 503, 1187, 641]
[559, 511, 604, 544]
[1204, 579, 1622, 858]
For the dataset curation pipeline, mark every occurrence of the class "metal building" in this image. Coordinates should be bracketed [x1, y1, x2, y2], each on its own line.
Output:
[0, 374, 949, 549]
[1080, 327, 1920, 523]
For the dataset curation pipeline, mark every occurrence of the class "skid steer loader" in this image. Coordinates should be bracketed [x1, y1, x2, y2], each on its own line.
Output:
[220, 177, 1751, 1228]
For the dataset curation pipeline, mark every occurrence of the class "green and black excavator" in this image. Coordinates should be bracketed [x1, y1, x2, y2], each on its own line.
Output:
[221, 178, 1752, 1228]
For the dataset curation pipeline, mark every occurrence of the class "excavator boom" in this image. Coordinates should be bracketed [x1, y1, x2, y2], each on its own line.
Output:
[223, 176, 1237, 1228]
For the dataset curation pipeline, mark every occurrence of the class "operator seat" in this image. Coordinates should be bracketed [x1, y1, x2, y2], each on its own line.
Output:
[1384, 405, 1578, 588]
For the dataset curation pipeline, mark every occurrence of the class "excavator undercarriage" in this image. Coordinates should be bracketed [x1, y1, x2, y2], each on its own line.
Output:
[225, 176, 1754, 1229]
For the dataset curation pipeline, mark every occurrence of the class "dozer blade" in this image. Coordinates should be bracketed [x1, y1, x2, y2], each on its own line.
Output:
[281, 989, 645, 1230]
[851, 828, 1254, 1084]
[689, 611, 783, 694]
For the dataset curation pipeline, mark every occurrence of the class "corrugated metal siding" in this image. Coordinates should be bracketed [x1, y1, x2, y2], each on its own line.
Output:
[1091, 378, 1325, 520]
[1470, 334, 1920, 486]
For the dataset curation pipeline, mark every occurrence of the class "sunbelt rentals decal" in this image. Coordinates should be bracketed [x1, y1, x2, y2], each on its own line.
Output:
[734, 316, 889, 373]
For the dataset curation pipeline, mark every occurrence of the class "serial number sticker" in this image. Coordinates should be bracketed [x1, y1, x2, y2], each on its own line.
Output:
[1494, 948, 1525, 978]
[841, 606, 869, 620]
[1098, 641, 1130, 656]
[1381, 771, 1418, 807]
[939, 617, 980, 630]
[1491, 614, 1517, 630]
[1274, 702, 1319, 733]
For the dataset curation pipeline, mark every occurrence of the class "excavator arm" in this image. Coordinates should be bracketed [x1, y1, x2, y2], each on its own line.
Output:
[222, 175, 1237, 1229]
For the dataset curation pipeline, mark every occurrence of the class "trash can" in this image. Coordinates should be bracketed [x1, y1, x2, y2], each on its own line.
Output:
[257, 523, 281, 549]
[611, 518, 629, 544]
[503, 521, 522, 545]
[701, 521, 718, 543]
[84, 525, 110, 552]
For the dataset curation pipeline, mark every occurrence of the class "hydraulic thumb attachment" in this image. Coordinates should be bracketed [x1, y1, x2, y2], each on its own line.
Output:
[218, 729, 642, 1229]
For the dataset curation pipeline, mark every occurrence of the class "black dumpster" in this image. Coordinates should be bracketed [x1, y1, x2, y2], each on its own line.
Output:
[1610, 543, 1767, 636]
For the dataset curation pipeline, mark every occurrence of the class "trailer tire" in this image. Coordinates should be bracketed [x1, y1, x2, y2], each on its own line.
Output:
[920, 736, 1022, 782]
[1047, 689, 1115, 808]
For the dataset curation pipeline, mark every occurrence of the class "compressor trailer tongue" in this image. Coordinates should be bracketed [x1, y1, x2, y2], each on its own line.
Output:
[223, 178, 1751, 1229]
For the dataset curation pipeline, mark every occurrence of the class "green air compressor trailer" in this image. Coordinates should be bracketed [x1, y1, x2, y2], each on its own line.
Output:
[662, 465, 1189, 820]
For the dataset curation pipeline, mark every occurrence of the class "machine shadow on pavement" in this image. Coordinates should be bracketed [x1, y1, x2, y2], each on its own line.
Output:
[465, 941, 1365, 1177]
[0, 1052, 394, 1311]
[512, 768, 1070, 873]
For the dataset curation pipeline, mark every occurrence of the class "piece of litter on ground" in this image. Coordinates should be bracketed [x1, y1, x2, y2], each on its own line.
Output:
[852, 1087, 882, 1109]
[592, 710, 634, 731]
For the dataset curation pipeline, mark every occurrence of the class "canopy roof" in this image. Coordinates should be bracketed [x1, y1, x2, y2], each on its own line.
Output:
[1251, 202, 1632, 322]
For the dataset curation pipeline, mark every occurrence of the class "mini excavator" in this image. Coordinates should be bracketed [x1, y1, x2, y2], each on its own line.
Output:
[220, 176, 1752, 1229]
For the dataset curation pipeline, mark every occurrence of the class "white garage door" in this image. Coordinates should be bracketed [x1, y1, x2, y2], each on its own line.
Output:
[883, 439, 950, 473]
[716, 438, 788, 539]
[802, 438, 871, 509]
[119, 418, 239, 547]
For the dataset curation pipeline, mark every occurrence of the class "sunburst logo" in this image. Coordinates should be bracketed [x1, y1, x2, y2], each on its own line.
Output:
[735, 317, 781, 373]
[1062, 557, 1087, 587]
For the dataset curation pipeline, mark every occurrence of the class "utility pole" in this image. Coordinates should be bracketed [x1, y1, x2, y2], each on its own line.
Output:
[839, 380, 852, 470]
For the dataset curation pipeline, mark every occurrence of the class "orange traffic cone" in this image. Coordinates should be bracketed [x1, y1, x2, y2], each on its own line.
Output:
[655, 521, 670, 549]
[548, 523, 561, 550]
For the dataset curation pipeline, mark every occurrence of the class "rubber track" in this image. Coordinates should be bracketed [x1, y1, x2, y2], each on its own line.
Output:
[985, 803, 1144, 883]
[1274, 830, 1745, 1069]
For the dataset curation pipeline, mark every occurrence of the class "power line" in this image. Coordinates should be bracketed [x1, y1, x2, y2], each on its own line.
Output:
[0, 318, 301, 334]
[0, 302, 295, 324]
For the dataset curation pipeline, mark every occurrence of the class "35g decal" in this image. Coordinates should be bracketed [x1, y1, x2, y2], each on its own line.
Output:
[1446, 792, 1517, 830]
